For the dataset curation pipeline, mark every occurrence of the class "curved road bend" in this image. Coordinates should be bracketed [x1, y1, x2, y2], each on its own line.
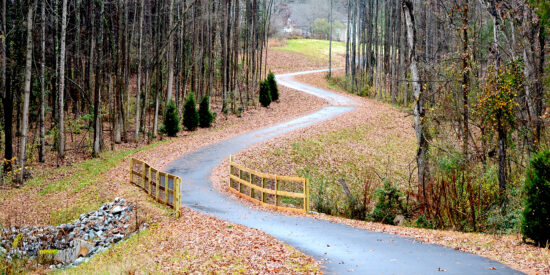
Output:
[167, 69, 522, 275]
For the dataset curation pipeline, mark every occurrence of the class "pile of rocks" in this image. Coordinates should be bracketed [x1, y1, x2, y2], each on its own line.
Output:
[0, 198, 139, 268]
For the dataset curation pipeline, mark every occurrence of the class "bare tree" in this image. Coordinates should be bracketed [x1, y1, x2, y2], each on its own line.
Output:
[20, 1, 34, 173]
[135, 0, 145, 141]
[58, 0, 68, 159]
[328, 0, 333, 78]
[39, 0, 46, 163]
[402, 0, 427, 199]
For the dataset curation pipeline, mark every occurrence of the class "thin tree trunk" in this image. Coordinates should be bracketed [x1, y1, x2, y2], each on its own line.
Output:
[58, 0, 68, 158]
[93, 0, 104, 157]
[39, 0, 46, 162]
[135, 0, 144, 141]
[20, 2, 34, 174]
[402, 0, 427, 200]
[461, 1, 470, 160]
[0, 0, 4, 102]
[328, 0, 333, 78]
[167, 0, 175, 103]
[497, 120, 506, 192]
[345, 0, 350, 76]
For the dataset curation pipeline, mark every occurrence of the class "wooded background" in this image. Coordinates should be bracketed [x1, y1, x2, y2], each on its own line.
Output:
[1, 0, 273, 179]
[338, 0, 549, 231]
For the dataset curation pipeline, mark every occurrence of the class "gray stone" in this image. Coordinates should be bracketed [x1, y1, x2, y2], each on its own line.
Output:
[54, 239, 94, 264]
[393, 215, 406, 226]
[113, 234, 124, 243]
[73, 257, 88, 266]
[111, 206, 124, 214]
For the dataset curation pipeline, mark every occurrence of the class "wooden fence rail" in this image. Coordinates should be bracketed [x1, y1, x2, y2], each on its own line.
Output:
[228, 155, 310, 214]
[129, 158, 181, 217]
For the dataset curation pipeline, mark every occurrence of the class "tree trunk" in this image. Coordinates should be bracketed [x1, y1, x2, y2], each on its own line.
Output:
[2, 0, 11, 169]
[92, 0, 104, 157]
[58, 0, 68, 159]
[39, 0, 46, 162]
[402, 0, 427, 200]
[497, 119, 506, 193]
[345, 0, 350, 76]
[167, 0, 175, 103]
[461, 1, 470, 160]
[328, 0, 333, 78]
[20, 2, 34, 173]
[135, 0, 144, 141]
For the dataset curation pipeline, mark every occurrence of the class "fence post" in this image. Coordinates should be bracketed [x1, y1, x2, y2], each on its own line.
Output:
[150, 170, 155, 195]
[175, 178, 180, 218]
[229, 155, 233, 189]
[275, 176, 279, 209]
[303, 178, 307, 213]
[249, 173, 253, 198]
[239, 169, 242, 194]
[164, 175, 168, 204]
[141, 162, 146, 188]
[147, 166, 151, 191]
[261, 177, 265, 203]
[155, 172, 160, 201]
[306, 178, 310, 213]
[129, 158, 134, 185]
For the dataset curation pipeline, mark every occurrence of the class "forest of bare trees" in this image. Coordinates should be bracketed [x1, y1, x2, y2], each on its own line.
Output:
[0, 0, 273, 181]
[339, 0, 549, 231]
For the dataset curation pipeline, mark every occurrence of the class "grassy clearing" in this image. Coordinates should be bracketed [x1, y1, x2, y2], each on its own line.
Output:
[274, 39, 346, 62]
[1, 139, 171, 226]
[1, 121, 238, 227]
[242, 117, 416, 217]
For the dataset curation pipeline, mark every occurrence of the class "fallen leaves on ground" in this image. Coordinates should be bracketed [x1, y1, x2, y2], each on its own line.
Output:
[65, 208, 320, 274]
[1, 49, 329, 273]
[211, 71, 550, 275]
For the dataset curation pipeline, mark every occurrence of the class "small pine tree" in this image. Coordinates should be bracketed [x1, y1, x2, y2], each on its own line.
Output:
[521, 149, 550, 246]
[162, 100, 180, 136]
[199, 94, 214, 128]
[259, 80, 271, 107]
[183, 92, 199, 131]
[267, 71, 279, 102]
[370, 181, 403, 225]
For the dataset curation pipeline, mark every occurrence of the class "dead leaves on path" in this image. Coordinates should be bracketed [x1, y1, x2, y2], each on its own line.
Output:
[74, 208, 320, 274]
[1, 68, 327, 273]
[211, 71, 549, 275]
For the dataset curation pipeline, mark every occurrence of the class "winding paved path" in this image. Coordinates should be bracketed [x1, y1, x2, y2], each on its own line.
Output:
[167, 69, 522, 275]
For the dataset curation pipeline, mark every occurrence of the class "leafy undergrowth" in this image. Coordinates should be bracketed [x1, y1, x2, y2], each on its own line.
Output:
[62, 210, 319, 274]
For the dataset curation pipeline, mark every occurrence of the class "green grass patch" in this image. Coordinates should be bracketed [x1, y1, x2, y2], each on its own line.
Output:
[244, 122, 416, 219]
[274, 39, 346, 61]
[37, 140, 170, 196]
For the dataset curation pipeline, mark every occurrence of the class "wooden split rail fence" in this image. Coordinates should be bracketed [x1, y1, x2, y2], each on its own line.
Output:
[228, 156, 310, 214]
[129, 158, 181, 217]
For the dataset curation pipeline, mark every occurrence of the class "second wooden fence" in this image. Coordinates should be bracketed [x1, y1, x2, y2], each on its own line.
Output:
[129, 158, 181, 217]
[228, 156, 310, 214]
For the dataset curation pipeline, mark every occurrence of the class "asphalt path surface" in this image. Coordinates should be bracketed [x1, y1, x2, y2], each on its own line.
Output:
[167, 69, 523, 275]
